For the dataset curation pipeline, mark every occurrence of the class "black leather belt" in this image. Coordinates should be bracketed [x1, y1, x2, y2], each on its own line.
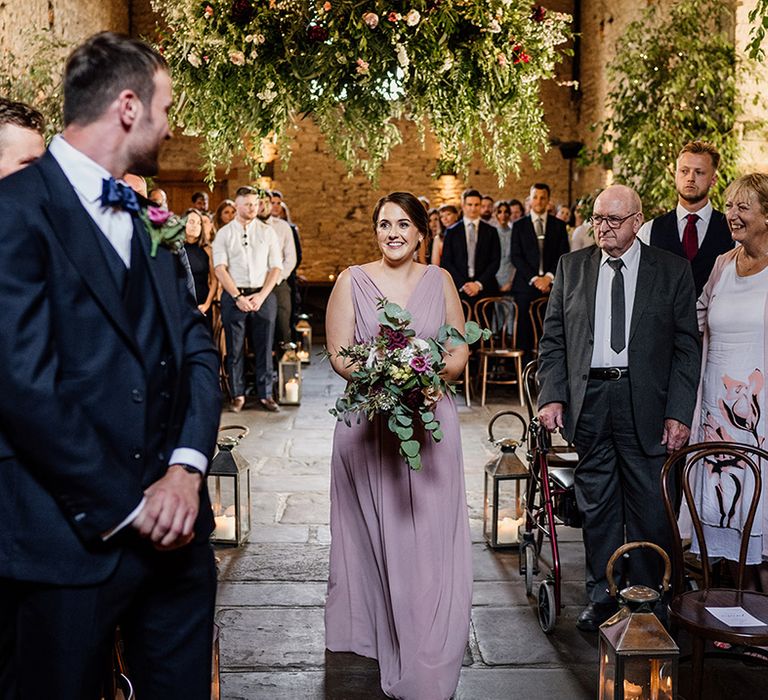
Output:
[237, 287, 262, 295]
[589, 367, 629, 381]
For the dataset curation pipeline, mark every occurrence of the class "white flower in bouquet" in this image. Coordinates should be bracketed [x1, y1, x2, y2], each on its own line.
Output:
[406, 10, 421, 27]
[365, 345, 386, 369]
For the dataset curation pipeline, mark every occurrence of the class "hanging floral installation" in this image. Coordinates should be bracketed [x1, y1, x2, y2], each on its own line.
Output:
[151, 1, 572, 184]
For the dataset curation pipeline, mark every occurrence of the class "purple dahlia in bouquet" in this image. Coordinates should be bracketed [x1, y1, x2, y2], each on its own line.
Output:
[328, 299, 489, 470]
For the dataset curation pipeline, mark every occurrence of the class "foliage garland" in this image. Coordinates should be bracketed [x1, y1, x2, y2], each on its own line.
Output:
[586, 0, 741, 217]
[747, 0, 768, 59]
[151, 1, 572, 184]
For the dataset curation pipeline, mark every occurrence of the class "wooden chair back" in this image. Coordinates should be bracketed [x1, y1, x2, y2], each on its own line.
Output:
[475, 296, 518, 352]
[661, 441, 768, 593]
[529, 295, 549, 352]
[521, 359, 538, 421]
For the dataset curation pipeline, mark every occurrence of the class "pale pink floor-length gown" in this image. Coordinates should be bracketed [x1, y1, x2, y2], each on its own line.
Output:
[325, 265, 472, 700]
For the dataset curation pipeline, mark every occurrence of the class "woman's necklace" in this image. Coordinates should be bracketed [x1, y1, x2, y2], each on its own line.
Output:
[736, 245, 768, 277]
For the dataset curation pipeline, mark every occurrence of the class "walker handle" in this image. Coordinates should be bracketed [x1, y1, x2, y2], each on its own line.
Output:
[606, 541, 672, 598]
[488, 410, 527, 446]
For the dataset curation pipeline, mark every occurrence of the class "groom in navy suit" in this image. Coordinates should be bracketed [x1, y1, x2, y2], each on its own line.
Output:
[0, 33, 221, 699]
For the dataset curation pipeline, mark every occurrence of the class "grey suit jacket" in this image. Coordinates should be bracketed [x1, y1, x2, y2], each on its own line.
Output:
[537, 242, 701, 456]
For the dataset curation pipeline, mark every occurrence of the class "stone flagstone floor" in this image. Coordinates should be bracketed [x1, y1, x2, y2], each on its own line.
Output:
[214, 355, 766, 699]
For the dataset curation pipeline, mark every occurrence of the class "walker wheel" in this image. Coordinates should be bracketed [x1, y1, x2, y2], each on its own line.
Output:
[537, 578, 557, 633]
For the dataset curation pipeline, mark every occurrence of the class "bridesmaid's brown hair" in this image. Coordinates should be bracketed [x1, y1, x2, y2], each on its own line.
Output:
[372, 192, 429, 238]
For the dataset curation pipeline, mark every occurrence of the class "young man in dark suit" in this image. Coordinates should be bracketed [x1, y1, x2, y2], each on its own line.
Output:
[0, 33, 221, 699]
[510, 182, 570, 362]
[440, 188, 501, 302]
[637, 140, 734, 297]
[537, 185, 701, 632]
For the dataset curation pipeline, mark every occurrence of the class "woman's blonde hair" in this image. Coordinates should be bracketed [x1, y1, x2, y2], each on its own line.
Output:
[724, 173, 768, 214]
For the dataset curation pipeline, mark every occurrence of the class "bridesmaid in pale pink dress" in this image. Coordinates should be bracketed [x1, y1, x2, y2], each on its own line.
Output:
[324, 192, 472, 700]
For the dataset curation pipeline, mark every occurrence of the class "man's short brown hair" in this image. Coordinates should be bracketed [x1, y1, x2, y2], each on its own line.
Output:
[679, 141, 720, 170]
[0, 98, 45, 135]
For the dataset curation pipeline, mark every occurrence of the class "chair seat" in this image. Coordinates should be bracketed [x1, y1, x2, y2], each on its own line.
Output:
[670, 589, 768, 645]
[477, 348, 524, 357]
[549, 467, 575, 490]
[548, 447, 579, 469]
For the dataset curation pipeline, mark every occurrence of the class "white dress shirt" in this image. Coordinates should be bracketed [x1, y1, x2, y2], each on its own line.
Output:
[463, 216, 481, 279]
[212, 218, 283, 287]
[268, 216, 298, 282]
[591, 238, 642, 368]
[49, 135, 208, 538]
[637, 201, 713, 247]
[529, 212, 553, 281]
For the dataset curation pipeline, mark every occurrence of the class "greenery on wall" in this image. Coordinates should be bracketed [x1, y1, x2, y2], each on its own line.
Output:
[747, 0, 768, 59]
[151, 0, 573, 184]
[586, 0, 742, 217]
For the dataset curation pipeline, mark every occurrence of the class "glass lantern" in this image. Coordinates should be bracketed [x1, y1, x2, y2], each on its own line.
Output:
[483, 411, 529, 549]
[208, 426, 252, 546]
[278, 343, 302, 405]
[295, 313, 312, 363]
[599, 542, 679, 700]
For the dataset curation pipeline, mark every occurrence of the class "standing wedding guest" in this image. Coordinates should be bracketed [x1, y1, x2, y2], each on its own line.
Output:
[440, 188, 501, 301]
[509, 198, 525, 222]
[270, 190, 304, 330]
[214, 197, 236, 231]
[259, 191, 297, 348]
[183, 209, 217, 332]
[191, 190, 209, 212]
[325, 191, 471, 700]
[0, 97, 45, 178]
[425, 207, 444, 264]
[494, 200, 515, 294]
[537, 184, 701, 631]
[200, 210, 215, 244]
[510, 182, 570, 363]
[0, 32, 221, 699]
[431, 204, 460, 265]
[682, 173, 768, 590]
[480, 194, 495, 222]
[148, 186, 167, 208]
[638, 141, 734, 297]
[213, 185, 282, 412]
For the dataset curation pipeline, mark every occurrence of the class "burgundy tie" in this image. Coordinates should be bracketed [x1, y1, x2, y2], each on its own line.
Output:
[683, 213, 699, 261]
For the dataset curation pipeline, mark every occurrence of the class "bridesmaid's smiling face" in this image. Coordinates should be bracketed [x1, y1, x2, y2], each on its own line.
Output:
[375, 202, 423, 263]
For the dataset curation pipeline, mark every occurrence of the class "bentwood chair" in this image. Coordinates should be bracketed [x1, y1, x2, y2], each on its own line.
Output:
[529, 295, 549, 357]
[475, 297, 525, 406]
[661, 442, 768, 700]
[452, 299, 473, 406]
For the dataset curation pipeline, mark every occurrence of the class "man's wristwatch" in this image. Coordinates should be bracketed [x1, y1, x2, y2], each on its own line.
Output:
[233, 292, 242, 301]
[176, 463, 203, 478]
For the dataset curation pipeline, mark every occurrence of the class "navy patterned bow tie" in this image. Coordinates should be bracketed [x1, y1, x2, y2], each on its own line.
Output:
[100, 177, 140, 214]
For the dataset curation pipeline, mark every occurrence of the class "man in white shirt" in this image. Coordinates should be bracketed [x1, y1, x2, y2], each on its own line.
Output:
[0, 98, 45, 179]
[537, 185, 700, 632]
[213, 186, 283, 412]
[0, 32, 221, 699]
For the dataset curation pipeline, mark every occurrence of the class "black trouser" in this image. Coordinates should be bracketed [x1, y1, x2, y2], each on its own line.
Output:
[273, 280, 293, 348]
[512, 286, 545, 363]
[0, 539, 216, 700]
[572, 377, 672, 604]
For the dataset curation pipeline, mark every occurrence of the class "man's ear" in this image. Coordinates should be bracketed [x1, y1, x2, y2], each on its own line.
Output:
[116, 89, 141, 128]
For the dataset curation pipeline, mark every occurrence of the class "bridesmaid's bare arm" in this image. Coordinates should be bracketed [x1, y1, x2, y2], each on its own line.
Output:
[439, 269, 469, 381]
[325, 269, 358, 380]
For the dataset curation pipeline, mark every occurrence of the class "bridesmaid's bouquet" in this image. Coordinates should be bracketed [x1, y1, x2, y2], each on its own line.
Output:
[328, 299, 489, 470]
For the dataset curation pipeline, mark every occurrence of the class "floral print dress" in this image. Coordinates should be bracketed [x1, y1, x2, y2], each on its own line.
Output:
[692, 261, 768, 563]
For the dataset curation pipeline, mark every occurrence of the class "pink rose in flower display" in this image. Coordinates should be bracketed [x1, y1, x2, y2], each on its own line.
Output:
[363, 12, 379, 28]
[409, 355, 431, 374]
[147, 206, 172, 226]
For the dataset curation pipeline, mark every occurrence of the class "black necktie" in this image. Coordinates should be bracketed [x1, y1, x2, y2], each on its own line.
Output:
[607, 258, 625, 354]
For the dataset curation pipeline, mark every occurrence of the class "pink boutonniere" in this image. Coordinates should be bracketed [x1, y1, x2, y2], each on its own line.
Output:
[139, 206, 187, 257]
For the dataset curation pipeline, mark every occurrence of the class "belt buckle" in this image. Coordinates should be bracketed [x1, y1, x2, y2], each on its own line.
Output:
[607, 367, 621, 381]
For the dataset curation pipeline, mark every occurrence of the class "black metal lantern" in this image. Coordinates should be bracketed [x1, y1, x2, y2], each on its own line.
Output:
[208, 425, 252, 546]
[483, 411, 529, 549]
[278, 343, 302, 405]
[599, 542, 678, 700]
[295, 313, 312, 363]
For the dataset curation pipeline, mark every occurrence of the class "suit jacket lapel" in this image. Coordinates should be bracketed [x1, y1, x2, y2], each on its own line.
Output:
[584, 246, 600, 334]
[37, 153, 142, 359]
[629, 242, 658, 344]
[132, 216, 183, 370]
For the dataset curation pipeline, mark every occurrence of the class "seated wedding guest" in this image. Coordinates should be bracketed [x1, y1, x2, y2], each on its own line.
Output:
[213, 186, 282, 412]
[261, 191, 297, 348]
[148, 186, 167, 208]
[441, 188, 501, 301]
[325, 191, 471, 700]
[480, 194, 495, 222]
[214, 197, 236, 231]
[510, 182, 570, 363]
[0, 97, 45, 178]
[432, 204, 460, 265]
[509, 198, 524, 222]
[191, 190, 209, 212]
[494, 200, 515, 294]
[681, 173, 768, 591]
[638, 140, 734, 297]
[183, 209, 217, 332]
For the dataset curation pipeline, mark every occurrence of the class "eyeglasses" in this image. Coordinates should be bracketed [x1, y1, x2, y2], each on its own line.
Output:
[588, 212, 639, 229]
